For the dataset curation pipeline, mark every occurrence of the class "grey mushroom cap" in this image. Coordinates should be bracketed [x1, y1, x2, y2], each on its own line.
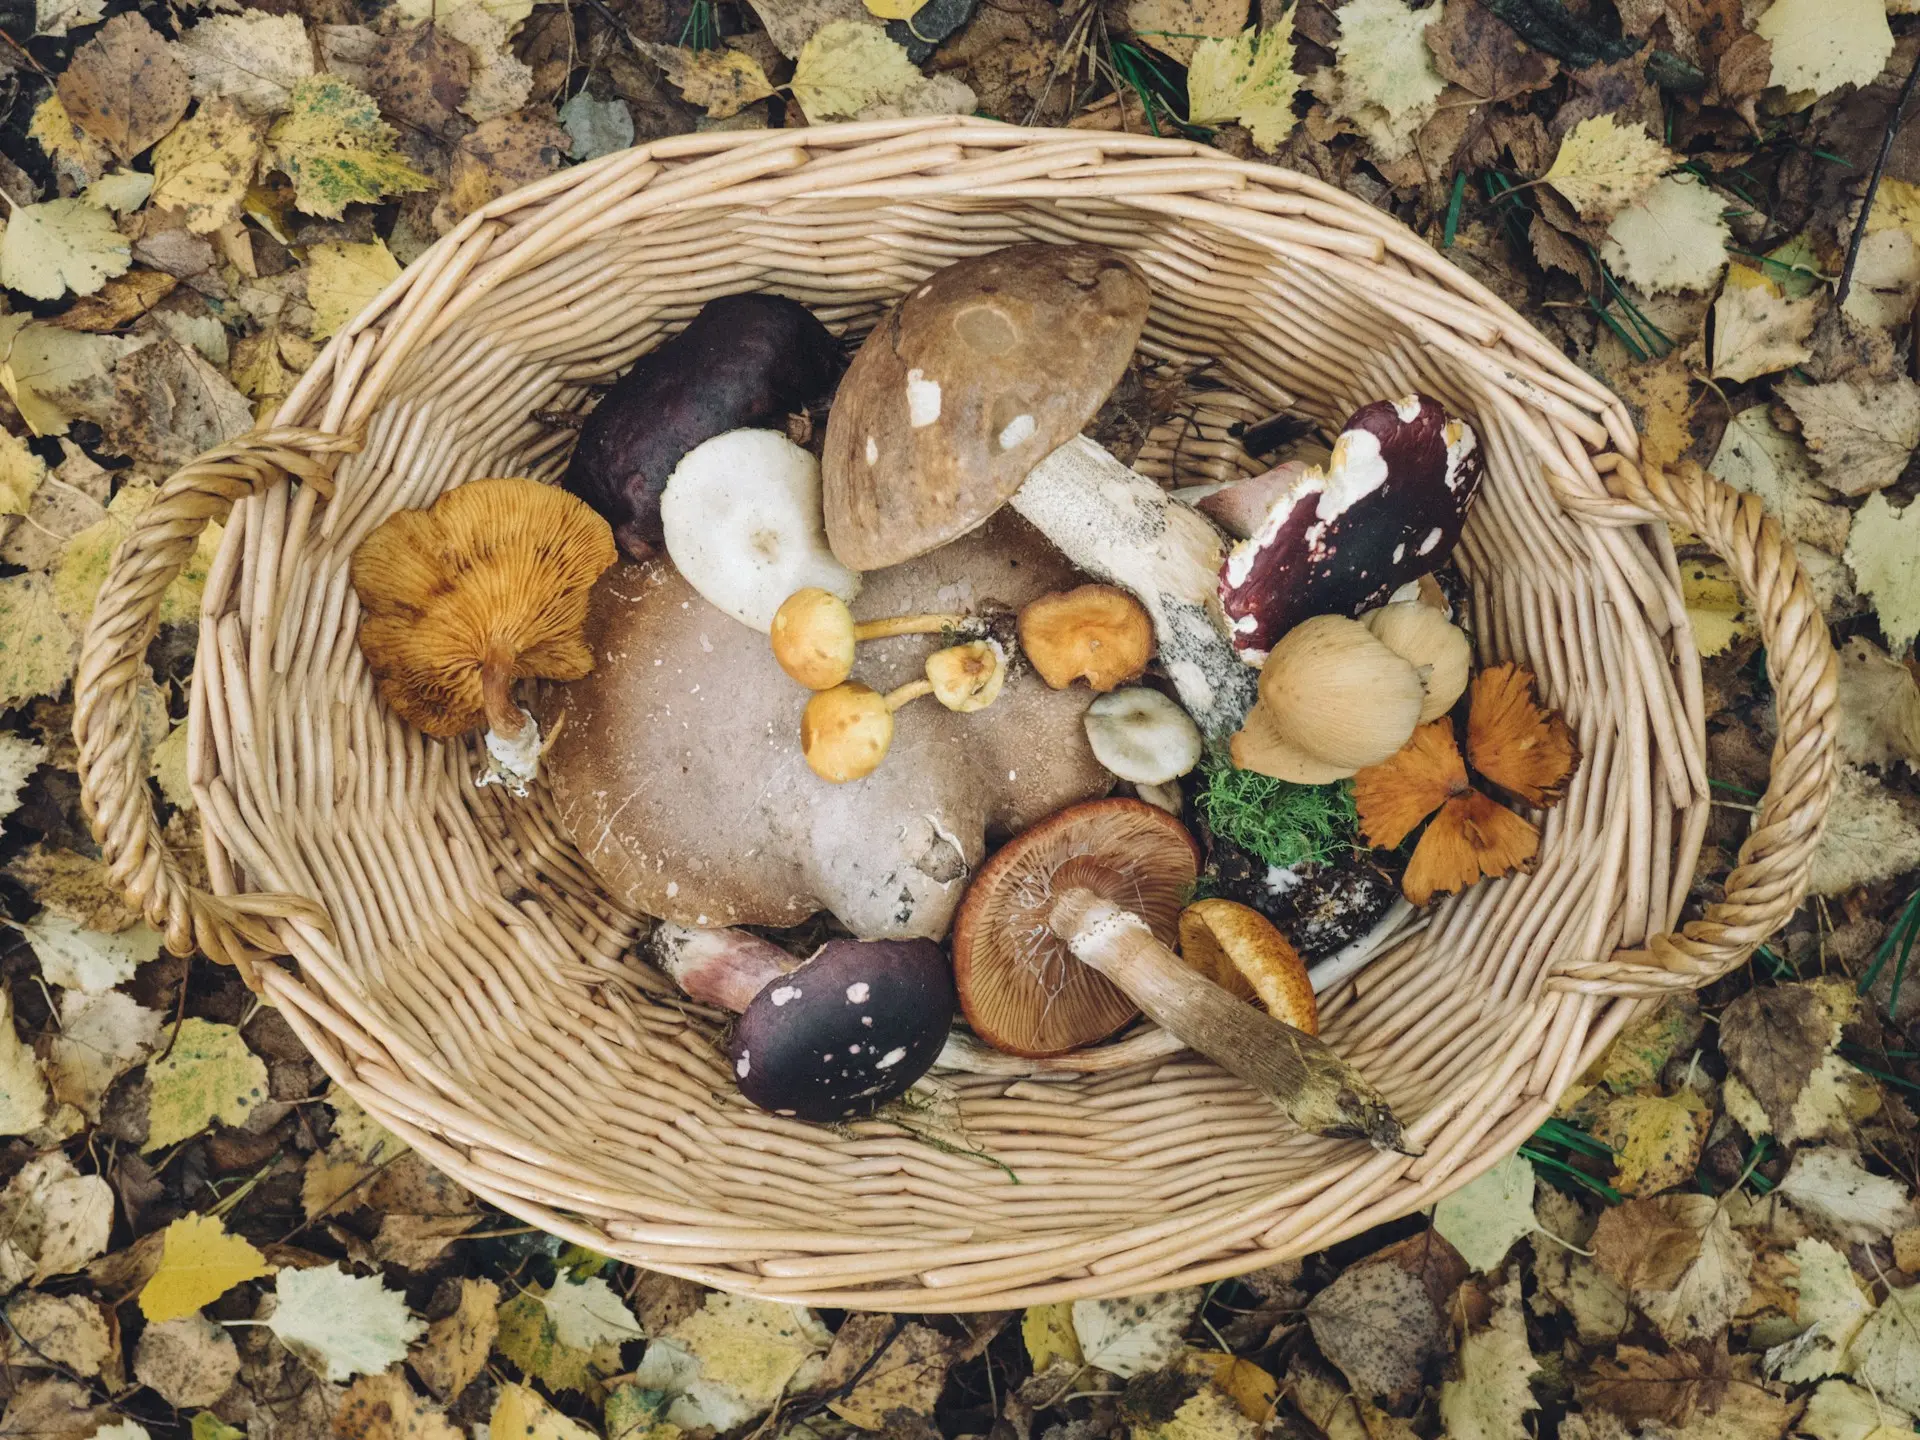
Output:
[728, 938, 955, 1121]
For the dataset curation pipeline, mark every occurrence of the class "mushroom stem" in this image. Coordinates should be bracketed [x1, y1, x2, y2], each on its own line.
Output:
[651, 923, 795, 1012]
[1046, 886, 1417, 1154]
[1009, 437, 1257, 740]
[884, 678, 934, 709]
[855, 613, 967, 641]
[479, 644, 531, 740]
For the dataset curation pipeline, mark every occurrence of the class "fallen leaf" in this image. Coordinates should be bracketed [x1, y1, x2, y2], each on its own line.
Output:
[1711, 263, 1818, 382]
[823, 1316, 958, 1427]
[134, 1313, 241, 1407]
[0, 735, 47, 821]
[55, 481, 224, 631]
[409, 1276, 498, 1402]
[791, 21, 928, 121]
[1073, 1288, 1203, 1379]
[56, 14, 191, 161]
[1438, 1274, 1538, 1440]
[1121, 0, 1246, 64]
[372, 1214, 477, 1271]
[1710, 406, 1851, 556]
[1837, 636, 1920, 769]
[1848, 491, 1920, 654]
[1800, 1379, 1920, 1440]
[0, 1292, 113, 1376]
[1185, 23, 1300, 154]
[143, 1017, 270, 1152]
[336, 1368, 463, 1440]
[1719, 980, 1849, 1136]
[0, 198, 131, 301]
[1841, 230, 1920, 329]
[1576, 1342, 1726, 1427]
[0, 316, 133, 436]
[140, 1213, 276, 1323]
[1433, 1151, 1536, 1272]
[84, 169, 155, 213]
[35, 0, 104, 39]
[20, 912, 163, 991]
[1782, 377, 1920, 496]
[30, 95, 114, 188]
[102, 336, 254, 470]
[265, 1264, 425, 1383]
[559, 92, 634, 160]
[1023, 1302, 1083, 1372]
[1848, 1283, 1920, 1413]
[1304, 1261, 1440, 1408]
[1602, 175, 1730, 295]
[1, 432, 46, 520]
[1681, 557, 1753, 656]
[267, 76, 433, 220]
[1808, 765, 1920, 894]
[1770, 1238, 1874, 1384]
[307, 239, 400, 341]
[492, 1383, 600, 1440]
[1540, 115, 1675, 220]
[150, 100, 263, 234]
[497, 1274, 640, 1394]
[1591, 1193, 1750, 1343]
[0, 573, 77, 721]
[1191, 1352, 1278, 1422]
[744, 0, 871, 56]
[176, 12, 317, 114]
[1778, 1146, 1917, 1242]
[50, 269, 179, 332]
[1135, 1384, 1260, 1440]
[1756, 0, 1892, 98]
[1592, 1088, 1711, 1196]
[0, 1152, 114, 1289]
[638, 44, 775, 119]
[432, 110, 569, 233]
[1325, 0, 1446, 162]
[629, 1293, 829, 1430]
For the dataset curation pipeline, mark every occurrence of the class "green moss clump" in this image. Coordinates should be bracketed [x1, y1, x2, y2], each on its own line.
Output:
[1196, 759, 1358, 870]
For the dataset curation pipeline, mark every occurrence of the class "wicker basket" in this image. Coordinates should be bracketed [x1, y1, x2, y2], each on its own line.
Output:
[75, 119, 1839, 1309]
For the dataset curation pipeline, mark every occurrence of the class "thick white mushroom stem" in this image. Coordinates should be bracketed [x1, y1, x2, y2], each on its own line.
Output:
[652, 923, 794, 1012]
[1010, 437, 1258, 740]
[1046, 887, 1417, 1154]
[476, 641, 543, 795]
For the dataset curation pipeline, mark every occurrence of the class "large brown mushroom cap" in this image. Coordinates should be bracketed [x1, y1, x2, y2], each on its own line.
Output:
[951, 798, 1199, 1057]
[543, 512, 1111, 939]
[352, 478, 618, 738]
[822, 245, 1152, 572]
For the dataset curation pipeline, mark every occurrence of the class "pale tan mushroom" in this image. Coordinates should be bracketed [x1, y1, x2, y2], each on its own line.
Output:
[542, 513, 1109, 940]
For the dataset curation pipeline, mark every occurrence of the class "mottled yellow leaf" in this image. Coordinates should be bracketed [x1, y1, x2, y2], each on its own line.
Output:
[1022, 1303, 1083, 1372]
[143, 1017, 269, 1152]
[1186, 23, 1298, 154]
[1540, 115, 1677, 221]
[267, 76, 432, 220]
[152, 100, 263, 234]
[790, 21, 924, 121]
[307, 239, 401, 340]
[139, 1214, 276, 1323]
[1848, 491, 1920, 654]
[636, 44, 775, 120]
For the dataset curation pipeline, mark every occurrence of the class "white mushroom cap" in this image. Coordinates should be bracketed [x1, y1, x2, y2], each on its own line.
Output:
[660, 428, 860, 632]
[1084, 687, 1204, 785]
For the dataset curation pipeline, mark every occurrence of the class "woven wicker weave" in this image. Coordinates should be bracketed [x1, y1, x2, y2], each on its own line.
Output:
[76, 119, 1840, 1309]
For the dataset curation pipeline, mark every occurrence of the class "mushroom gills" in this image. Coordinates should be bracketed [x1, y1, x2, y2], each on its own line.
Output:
[1047, 889, 1415, 1153]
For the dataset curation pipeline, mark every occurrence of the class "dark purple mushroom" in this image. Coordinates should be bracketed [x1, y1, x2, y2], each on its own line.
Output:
[651, 924, 954, 1122]
[564, 294, 845, 560]
[1217, 396, 1484, 665]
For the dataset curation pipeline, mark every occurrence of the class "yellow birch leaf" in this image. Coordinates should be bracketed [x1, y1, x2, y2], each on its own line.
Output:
[1539, 115, 1677, 221]
[29, 94, 113, 185]
[1021, 1303, 1083, 1372]
[1757, 0, 1892, 100]
[1679, 556, 1752, 657]
[790, 21, 923, 121]
[267, 76, 432, 220]
[636, 44, 775, 120]
[0, 197, 130, 301]
[1, 430, 47, 518]
[492, 1383, 600, 1440]
[862, 0, 928, 17]
[1592, 1089, 1712, 1197]
[1193, 1353, 1279, 1422]
[0, 572, 78, 712]
[1186, 23, 1299, 154]
[143, 1018, 269, 1152]
[151, 100, 263, 235]
[307, 239, 401, 341]
[138, 1213, 276, 1323]
[1847, 491, 1920, 654]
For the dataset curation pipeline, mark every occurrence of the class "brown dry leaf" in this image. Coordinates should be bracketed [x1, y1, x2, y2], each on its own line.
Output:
[104, 337, 253, 470]
[432, 110, 569, 234]
[1894, 1226, 1920, 1271]
[371, 1213, 479, 1271]
[637, 43, 776, 119]
[1424, 0, 1556, 102]
[1782, 377, 1920, 496]
[1604, 351, 1695, 468]
[408, 1276, 498, 1402]
[1592, 1195, 1751, 1343]
[48, 270, 180, 332]
[1304, 1260, 1442, 1409]
[6, 844, 142, 931]
[0, 1378, 109, 1440]
[337, 1367, 464, 1440]
[55, 13, 191, 161]
[1836, 636, 1920, 769]
[1576, 1342, 1727, 1427]
[1711, 262, 1818, 383]
[1719, 980, 1836, 1132]
[0, 1292, 113, 1376]
[1118, 0, 1247, 65]
[134, 1313, 241, 1407]
[822, 1315, 959, 1427]
[365, 24, 473, 141]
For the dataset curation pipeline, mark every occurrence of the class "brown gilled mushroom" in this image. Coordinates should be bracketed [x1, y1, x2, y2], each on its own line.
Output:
[953, 798, 1412, 1152]
[352, 478, 617, 794]
[822, 245, 1257, 739]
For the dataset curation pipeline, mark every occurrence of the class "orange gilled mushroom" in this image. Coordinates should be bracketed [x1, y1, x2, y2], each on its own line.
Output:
[953, 798, 1413, 1152]
[351, 477, 617, 794]
[1177, 898, 1316, 1033]
[1017, 585, 1154, 692]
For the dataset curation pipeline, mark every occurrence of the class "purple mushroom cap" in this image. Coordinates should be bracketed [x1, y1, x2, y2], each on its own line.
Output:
[727, 938, 955, 1122]
[1218, 395, 1484, 664]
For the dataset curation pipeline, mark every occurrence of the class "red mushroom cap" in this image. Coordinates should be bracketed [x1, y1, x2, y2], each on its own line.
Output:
[1218, 396, 1483, 665]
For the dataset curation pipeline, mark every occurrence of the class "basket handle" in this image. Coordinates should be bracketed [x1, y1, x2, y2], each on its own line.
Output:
[74, 427, 358, 990]
[1570, 457, 1839, 993]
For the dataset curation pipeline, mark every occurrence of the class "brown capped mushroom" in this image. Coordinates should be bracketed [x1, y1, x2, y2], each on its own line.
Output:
[1230, 616, 1425, 783]
[952, 798, 1411, 1151]
[351, 477, 617, 794]
[821, 245, 1257, 739]
[1017, 585, 1153, 692]
[543, 512, 1108, 940]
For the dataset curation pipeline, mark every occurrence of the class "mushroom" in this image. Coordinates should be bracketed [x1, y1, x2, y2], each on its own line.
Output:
[1083, 687, 1202, 785]
[658, 429, 860, 632]
[1230, 616, 1425, 784]
[1017, 585, 1154, 692]
[821, 244, 1258, 740]
[1177, 899, 1315, 1030]
[800, 640, 1008, 782]
[952, 798, 1410, 1150]
[351, 477, 617, 794]
[565, 293, 844, 559]
[543, 511, 1109, 940]
[650, 923, 954, 1121]
[1361, 601, 1471, 723]
[1219, 395, 1484, 665]
[770, 587, 969, 691]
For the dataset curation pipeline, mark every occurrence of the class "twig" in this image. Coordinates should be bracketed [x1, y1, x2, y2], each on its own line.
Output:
[1837, 42, 1920, 308]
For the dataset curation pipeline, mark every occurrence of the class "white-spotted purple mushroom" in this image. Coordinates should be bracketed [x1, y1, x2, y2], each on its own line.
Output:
[651, 923, 954, 1121]
[1218, 396, 1484, 665]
